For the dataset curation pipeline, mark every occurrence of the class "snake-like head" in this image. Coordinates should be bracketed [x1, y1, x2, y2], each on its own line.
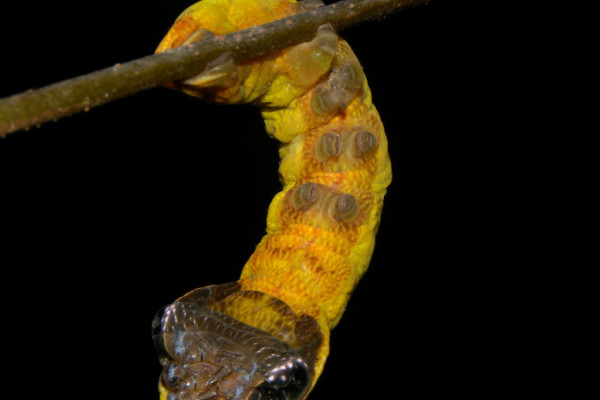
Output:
[152, 284, 323, 400]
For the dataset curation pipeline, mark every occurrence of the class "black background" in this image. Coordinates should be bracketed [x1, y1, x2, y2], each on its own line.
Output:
[0, 1, 591, 399]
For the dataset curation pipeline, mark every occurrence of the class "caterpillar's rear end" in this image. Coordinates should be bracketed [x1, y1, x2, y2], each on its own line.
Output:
[152, 1, 392, 399]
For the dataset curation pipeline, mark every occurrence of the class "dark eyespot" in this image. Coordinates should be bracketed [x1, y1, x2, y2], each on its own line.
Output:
[334, 64, 363, 93]
[290, 183, 319, 211]
[256, 358, 310, 400]
[313, 132, 341, 161]
[354, 130, 377, 156]
[332, 194, 360, 223]
[310, 85, 345, 116]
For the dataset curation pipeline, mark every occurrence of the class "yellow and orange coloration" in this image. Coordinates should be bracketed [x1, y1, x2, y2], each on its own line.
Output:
[152, 1, 391, 400]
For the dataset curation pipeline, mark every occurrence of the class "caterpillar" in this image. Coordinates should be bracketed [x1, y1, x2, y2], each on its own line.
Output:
[152, 1, 392, 400]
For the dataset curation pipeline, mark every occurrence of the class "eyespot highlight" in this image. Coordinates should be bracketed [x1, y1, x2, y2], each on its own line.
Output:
[255, 357, 310, 400]
[354, 130, 377, 156]
[290, 183, 319, 211]
[332, 64, 363, 93]
[310, 85, 345, 116]
[309, 62, 363, 117]
[331, 194, 360, 223]
[342, 129, 377, 159]
[313, 132, 341, 161]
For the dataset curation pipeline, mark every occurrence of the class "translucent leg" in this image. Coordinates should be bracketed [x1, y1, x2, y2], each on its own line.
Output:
[179, 29, 239, 89]
[284, 24, 339, 88]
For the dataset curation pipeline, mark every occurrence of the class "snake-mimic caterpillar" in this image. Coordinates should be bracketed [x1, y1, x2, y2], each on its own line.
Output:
[152, 1, 392, 399]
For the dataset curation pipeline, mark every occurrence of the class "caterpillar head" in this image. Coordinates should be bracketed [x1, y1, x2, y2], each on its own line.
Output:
[153, 301, 312, 400]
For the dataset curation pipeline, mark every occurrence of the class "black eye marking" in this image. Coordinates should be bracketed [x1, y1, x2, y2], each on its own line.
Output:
[256, 357, 310, 400]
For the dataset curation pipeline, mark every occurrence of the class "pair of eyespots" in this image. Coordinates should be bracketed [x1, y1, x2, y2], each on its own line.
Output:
[249, 358, 310, 400]
[313, 129, 377, 162]
[290, 182, 360, 223]
[310, 63, 364, 116]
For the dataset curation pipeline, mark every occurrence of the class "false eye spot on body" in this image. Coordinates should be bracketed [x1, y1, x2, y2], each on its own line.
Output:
[353, 130, 377, 157]
[342, 129, 377, 159]
[310, 84, 345, 116]
[331, 64, 363, 93]
[313, 132, 341, 161]
[290, 182, 319, 211]
[331, 193, 359, 223]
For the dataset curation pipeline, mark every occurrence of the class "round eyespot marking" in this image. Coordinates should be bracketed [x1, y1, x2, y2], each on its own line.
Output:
[291, 183, 319, 211]
[154, 302, 315, 400]
[355, 130, 377, 155]
[313, 132, 341, 161]
[332, 194, 360, 223]
[310, 63, 363, 117]
[333, 64, 363, 93]
[256, 357, 310, 400]
[343, 129, 377, 159]
[310, 85, 345, 116]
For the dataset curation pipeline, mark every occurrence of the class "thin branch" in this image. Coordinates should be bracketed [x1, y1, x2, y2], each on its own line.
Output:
[0, 0, 430, 138]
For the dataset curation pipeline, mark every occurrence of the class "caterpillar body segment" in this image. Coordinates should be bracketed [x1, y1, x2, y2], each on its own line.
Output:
[153, 1, 392, 399]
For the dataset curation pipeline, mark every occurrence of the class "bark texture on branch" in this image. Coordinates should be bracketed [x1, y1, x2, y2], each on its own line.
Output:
[0, 0, 430, 137]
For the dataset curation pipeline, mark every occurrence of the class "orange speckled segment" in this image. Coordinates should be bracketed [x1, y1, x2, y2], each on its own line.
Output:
[249, 37, 390, 330]
[241, 227, 356, 322]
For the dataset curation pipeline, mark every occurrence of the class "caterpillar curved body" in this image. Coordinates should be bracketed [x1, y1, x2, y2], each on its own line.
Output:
[152, 1, 392, 399]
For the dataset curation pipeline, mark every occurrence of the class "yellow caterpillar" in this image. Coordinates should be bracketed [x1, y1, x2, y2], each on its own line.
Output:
[152, 1, 391, 399]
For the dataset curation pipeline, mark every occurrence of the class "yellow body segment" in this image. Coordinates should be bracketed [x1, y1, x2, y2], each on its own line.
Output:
[155, 0, 391, 397]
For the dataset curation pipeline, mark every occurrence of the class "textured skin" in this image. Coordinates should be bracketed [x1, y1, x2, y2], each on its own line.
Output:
[155, 0, 391, 398]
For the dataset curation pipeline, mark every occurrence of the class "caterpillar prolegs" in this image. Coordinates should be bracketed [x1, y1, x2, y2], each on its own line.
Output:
[152, 1, 392, 399]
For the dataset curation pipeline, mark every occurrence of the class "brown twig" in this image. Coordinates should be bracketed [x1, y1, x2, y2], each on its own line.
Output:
[0, 0, 430, 138]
